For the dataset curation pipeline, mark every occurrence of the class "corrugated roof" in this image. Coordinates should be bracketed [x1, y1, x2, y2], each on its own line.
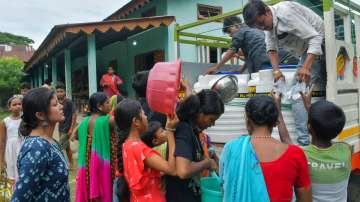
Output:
[25, 16, 175, 71]
[105, 0, 152, 21]
[0, 45, 34, 62]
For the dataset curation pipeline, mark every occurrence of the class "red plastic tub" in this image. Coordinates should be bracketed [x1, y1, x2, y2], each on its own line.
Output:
[146, 60, 182, 115]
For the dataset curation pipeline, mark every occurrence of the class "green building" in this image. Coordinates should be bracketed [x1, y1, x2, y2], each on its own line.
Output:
[24, 0, 325, 110]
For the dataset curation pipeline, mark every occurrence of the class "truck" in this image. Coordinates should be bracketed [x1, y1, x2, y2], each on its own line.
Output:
[174, 0, 360, 172]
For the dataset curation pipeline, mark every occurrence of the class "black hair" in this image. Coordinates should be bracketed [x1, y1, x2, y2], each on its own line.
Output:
[223, 16, 242, 33]
[176, 89, 224, 122]
[243, 0, 268, 27]
[44, 79, 51, 85]
[132, 71, 149, 98]
[114, 99, 142, 171]
[20, 82, 31, 90]
[55, 82, 66, 90]
[19, 87, 55, 137]
[245, 95, 278, 128]
[116, 95, 125, 104]
[114, 99, 143, 201]
[141, 121, 162, 148]
[309, 100, 346, 141]
[114, 99, 142, 132]
[88, 92, 108, 113]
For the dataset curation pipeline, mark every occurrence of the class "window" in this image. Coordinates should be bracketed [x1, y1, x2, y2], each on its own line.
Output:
[197, 4, 222, 20]
[335, 13, 344, 41]
[141, 7, 156, 17]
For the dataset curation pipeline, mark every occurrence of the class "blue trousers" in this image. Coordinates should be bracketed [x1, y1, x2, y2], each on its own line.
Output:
[291, 51, 326, 146]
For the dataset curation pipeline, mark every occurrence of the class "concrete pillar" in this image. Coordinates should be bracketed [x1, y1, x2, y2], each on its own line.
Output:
[32, 70, 36, 87]
[32, 73, 35, 88]
[87, 34, 97, 96]
[33, 69, 36, 87]
[38, 67, 43, 87]
[64, 49, 72, 99]
[44, 63, 48, 81]
[30, 73, 34, 88]
[52, 57, 57, 86]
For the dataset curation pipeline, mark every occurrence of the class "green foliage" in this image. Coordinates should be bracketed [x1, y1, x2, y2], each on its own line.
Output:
[0, 111, 10, 120]
[0, 32, 34, 45]
[0, 57, 24, 106]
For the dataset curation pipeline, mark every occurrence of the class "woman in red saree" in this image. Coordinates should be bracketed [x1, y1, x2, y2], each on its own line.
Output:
[100, 66, 123, 96]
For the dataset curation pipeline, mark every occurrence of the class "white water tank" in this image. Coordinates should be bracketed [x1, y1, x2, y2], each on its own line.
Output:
[194, 69, 325, 144]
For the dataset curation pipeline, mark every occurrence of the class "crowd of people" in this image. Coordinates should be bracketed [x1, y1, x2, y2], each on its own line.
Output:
[0, 0, 354, 202]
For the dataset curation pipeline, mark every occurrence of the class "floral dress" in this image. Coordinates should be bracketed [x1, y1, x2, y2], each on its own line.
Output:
[122, 140, 164, 202]
[11, 136, 70, 202]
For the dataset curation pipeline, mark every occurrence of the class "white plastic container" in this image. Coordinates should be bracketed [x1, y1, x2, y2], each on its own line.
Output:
[193, 70, 325, 144]
[194, 74, 249, 142]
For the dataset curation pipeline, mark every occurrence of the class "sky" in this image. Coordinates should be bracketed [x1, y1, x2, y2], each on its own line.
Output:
[0, 0, 131, 48]
[1, 0, 360, 49]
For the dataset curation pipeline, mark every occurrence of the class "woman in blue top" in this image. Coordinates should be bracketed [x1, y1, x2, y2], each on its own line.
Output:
[11, 87, 70, 202]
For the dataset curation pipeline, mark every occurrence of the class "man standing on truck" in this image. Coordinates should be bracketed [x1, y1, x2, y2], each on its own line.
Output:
[243, 0, 326, 145]
[205, 16, 298, 74]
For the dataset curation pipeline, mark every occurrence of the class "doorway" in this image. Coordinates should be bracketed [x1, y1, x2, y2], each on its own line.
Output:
[134, 50, 165, 72]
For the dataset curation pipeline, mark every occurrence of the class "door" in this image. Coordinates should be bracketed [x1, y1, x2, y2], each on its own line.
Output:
[134, 50, 165, 72]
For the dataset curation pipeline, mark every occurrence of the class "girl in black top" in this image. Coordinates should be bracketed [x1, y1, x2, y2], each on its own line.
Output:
[166, 89, 224, 202]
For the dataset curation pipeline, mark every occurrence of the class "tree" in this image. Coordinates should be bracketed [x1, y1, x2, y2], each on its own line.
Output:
[0, 32, 34, 45]
[0, 57, 24, 107]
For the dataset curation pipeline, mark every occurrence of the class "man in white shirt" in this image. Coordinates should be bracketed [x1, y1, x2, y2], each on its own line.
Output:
[243, 0, 326, 145]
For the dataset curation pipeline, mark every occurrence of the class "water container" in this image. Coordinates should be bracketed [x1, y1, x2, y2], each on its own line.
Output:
[193, 65, 325, 144]
[200, 172, 222, 202]
[247, 73, 259, 94]
[147, 60, 181, 115]
[194, 73, 249, 142]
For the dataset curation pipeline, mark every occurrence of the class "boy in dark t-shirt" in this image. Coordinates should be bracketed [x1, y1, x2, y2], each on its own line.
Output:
[56, 82, 76, 168]
[206, 16, 298, 74]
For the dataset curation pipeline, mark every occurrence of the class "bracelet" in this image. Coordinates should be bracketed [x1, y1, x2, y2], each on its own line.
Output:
[165, 127, 176, 132]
